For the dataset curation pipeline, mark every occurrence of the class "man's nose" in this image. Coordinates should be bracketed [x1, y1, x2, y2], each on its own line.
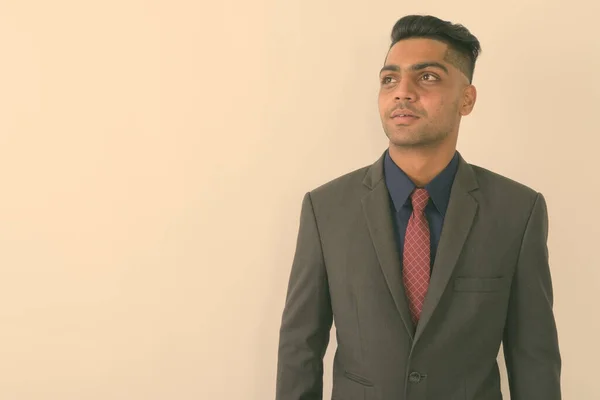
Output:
[393, 79, 417, 102]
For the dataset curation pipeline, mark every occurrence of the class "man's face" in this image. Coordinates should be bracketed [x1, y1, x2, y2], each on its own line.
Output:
[378, 38, 475, 149]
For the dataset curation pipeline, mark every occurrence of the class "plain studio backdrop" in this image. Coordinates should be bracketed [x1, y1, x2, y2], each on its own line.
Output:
[0, 0, 598, 399]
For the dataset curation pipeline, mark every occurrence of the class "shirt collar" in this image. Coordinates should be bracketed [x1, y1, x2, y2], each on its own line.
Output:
[384, 149, 459, 216]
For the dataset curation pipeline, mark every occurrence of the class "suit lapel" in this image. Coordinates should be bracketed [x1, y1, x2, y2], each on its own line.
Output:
[414, 155, 479, 343]
[362, 152, 415, 339]
[361, 151, 480, 343]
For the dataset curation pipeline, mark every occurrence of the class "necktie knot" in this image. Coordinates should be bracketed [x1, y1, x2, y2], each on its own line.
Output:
[411, 188, 429, 213]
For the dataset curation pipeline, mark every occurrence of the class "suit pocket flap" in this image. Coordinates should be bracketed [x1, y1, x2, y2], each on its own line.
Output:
[454, 277, 508, 292]
[343, 371, 374, 387]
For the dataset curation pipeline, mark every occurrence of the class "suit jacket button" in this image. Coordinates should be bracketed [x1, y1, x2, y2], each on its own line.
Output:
[409, 372, 422, 384]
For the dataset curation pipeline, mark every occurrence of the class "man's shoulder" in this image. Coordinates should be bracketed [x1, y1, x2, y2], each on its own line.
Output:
[302, 154, 543, 207]
[468, 162, 541, 206]
[308, 163, 372, 199]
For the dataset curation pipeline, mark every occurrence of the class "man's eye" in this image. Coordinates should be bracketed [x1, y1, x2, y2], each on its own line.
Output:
[422, 73, 439, 81]
[381, 76, 395, 84]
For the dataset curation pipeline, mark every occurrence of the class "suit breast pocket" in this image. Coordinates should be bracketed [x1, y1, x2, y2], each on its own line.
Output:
[453, 277, 509, 293]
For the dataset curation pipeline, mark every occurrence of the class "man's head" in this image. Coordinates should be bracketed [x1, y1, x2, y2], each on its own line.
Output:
[378, 15, 481, 150]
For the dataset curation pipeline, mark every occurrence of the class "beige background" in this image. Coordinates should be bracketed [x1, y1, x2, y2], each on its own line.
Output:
[0, 0, 598, 399]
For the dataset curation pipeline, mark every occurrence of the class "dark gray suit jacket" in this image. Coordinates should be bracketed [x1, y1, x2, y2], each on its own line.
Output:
[276, 151, 561, 400]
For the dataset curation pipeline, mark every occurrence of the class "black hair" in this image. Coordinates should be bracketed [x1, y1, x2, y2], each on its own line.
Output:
[389, 15, 481, 83]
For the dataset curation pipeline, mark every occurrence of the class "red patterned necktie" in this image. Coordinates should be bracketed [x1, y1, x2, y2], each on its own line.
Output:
[403, 188, 431, 325]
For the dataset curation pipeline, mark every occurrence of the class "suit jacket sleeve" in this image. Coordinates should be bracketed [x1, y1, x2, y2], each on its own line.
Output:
[276, 192, 333, 400]
[503, 192, 562, 399]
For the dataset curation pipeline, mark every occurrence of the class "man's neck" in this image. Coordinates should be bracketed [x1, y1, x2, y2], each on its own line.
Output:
[388, 144, 456, 187]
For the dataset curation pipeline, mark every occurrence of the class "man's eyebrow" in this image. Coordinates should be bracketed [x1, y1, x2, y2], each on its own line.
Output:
[379, 62, 449, 75]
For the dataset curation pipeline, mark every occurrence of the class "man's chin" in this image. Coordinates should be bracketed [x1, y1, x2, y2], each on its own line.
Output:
[388, 133, 444, 149]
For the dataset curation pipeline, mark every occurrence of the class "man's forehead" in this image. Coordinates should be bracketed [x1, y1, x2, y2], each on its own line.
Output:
[382, 38, 473, 82]
[386, 38, 449, 65]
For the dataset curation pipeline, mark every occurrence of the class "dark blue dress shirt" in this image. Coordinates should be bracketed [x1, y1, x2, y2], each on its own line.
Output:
[383, 150, 459, 270]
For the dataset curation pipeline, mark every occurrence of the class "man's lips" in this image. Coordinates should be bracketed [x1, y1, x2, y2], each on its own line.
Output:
[390, 109, 419, 118]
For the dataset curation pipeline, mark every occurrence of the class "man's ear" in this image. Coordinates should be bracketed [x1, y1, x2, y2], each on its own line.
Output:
[460, 85, 477, 116]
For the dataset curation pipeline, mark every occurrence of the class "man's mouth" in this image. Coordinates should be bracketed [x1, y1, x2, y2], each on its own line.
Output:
[390, 109, 419, 119]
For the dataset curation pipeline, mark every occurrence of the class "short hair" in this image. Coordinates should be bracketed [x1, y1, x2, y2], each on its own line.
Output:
[389, 15, 482, 83]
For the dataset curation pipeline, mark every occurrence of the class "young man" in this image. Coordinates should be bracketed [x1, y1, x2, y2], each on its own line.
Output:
[276, 15, 561, 400]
